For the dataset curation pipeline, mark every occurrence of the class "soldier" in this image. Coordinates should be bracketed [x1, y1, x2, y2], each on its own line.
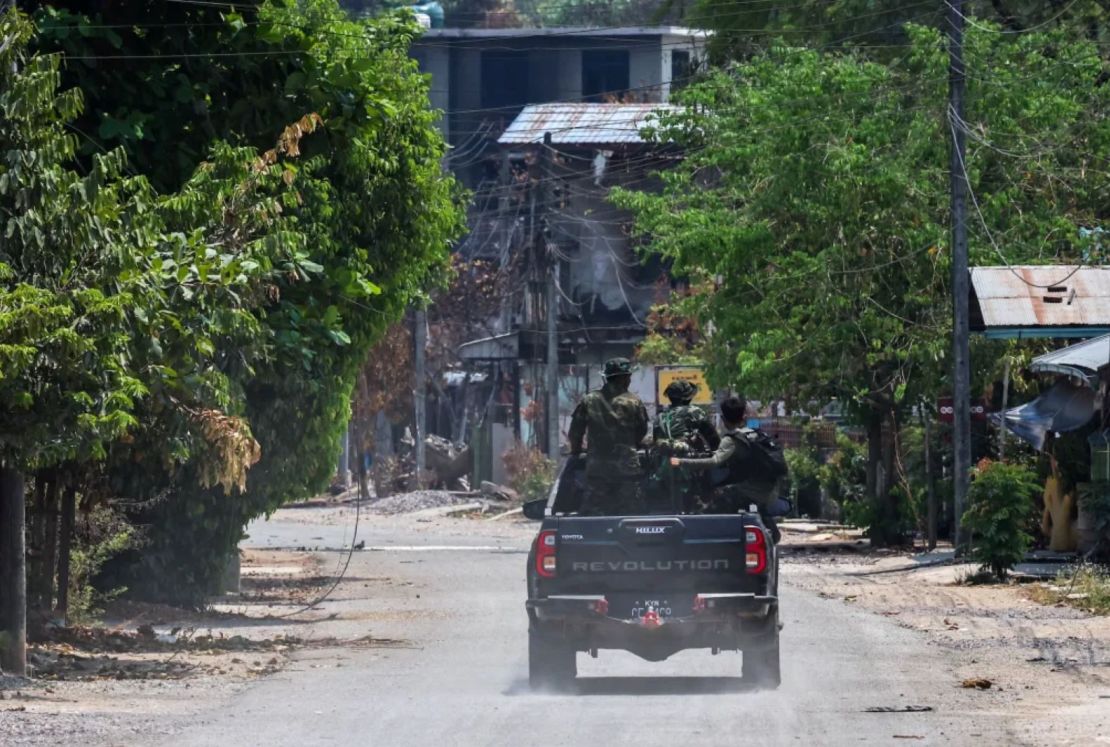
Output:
[670, 396, 787, 541]
[568, 357, 650, 516]
[653, 379, 721, 455]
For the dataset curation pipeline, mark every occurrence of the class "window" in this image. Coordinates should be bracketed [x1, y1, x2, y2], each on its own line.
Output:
[481, 51, 530, 110]
[582, 49, 630, 101]
[671, 50, 691, 85]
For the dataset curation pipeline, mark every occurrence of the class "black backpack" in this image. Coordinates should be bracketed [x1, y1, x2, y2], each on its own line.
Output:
[732, 428, 788, 482]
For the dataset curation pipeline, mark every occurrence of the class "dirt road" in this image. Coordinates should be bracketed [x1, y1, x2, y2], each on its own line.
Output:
[154, 512, 1107, 747]
[3, 507, 1106, 746]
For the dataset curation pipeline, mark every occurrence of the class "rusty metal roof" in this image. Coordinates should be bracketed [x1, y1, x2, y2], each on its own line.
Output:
[498, 103, 681, 146]
[970, 266, 1110, 338]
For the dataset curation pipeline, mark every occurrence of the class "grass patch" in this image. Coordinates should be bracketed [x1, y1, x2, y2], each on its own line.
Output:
[1029, 567, 1110, 615]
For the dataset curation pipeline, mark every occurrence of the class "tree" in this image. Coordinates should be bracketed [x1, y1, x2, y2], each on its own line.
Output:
[615, 24, 1110, 544]
[1, 5, 322, 656]
[676, 0, 1110, 62]
[26, 1, 463, 602]
[3, 1, 463, 605]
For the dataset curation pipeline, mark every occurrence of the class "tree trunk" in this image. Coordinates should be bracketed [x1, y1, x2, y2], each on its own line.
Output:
[28, 475, 45, 614]
[43, 478, 59, 616]
[56, 485, 76, 623]
[924, 412, 938, 550]
[865, 409, 881, 510]
[0, 466, 27, 676]
[878, 406, 900, 545]
[866, 401, 903, 547]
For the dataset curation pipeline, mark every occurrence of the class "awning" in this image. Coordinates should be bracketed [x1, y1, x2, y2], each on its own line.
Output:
[994, 379, 1097, 451]
[458, 333, 518, 361]
[1029, 333, 1110, 388]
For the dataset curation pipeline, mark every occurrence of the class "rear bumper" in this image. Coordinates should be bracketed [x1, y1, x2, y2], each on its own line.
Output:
[527, 593, 778, 660]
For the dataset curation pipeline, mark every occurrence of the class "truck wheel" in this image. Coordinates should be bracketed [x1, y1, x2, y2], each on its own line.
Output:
[528, 629, 576, 690]
[743, 633, 781, 689]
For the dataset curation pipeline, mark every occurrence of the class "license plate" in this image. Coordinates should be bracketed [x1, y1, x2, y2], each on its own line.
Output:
[609, 594, 693, 620]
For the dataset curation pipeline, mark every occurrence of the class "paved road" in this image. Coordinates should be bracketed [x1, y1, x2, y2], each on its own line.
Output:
[167, 519, 1041, 746]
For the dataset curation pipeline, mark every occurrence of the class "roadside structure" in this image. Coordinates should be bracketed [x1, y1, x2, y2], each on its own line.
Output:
[407, 26, 706, 481]
[970, 265, 1110, 339]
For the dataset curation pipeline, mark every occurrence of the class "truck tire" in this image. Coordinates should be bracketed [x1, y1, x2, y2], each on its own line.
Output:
[743, 632, 781, 689]
[528, 629, 576, 690]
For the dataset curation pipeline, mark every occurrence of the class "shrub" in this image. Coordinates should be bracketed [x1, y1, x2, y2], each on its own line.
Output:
[72, 507, 140, 623]
[819, 433, 868, 525]
[962, 460, 1040, 580]
[502, 444, 556, 503]
[1079, 482, 1110, 561]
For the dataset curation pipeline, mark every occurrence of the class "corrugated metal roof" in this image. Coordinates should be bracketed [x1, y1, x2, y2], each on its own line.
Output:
[498, 103, 681, 146]
[1030, 333, 1110, 387]
[970, 266, 1110, 335]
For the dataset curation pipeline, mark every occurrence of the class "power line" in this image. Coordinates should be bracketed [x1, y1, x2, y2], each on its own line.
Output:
[948, 114, 1087, 290]
[947, 0, 1084, 36]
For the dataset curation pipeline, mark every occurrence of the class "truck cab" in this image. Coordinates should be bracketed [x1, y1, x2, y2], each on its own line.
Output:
[524, 455, 782, 690]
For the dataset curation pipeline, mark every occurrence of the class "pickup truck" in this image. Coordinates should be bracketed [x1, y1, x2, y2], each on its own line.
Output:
[523, 455, 781, 690]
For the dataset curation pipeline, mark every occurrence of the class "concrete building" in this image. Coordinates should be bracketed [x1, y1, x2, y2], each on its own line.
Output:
[410, 26, 706, 479]
[411, 26, 706, 186]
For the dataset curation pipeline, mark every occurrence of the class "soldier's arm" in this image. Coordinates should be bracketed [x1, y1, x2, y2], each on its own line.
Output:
[674, 436, 737, 470]
[696, 419, 722, 450]
[636, 403, 650, 447]
[568, 399, 588, 455]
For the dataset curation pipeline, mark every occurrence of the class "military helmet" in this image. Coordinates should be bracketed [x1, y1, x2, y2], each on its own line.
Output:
[603, 357, 633, 379]
[664, 379, 699, 403]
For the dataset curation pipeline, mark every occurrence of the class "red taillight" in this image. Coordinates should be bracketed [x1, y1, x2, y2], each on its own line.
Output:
[535, 530, 557, 578]
[745, 527, 767, 574]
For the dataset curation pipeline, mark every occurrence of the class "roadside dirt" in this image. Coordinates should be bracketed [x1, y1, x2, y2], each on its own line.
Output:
[0, 547, 402, 746]
[781, 538, 1110, 743]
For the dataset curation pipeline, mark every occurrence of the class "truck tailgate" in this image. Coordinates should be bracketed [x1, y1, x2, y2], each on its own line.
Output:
[547, 514, 756, 597]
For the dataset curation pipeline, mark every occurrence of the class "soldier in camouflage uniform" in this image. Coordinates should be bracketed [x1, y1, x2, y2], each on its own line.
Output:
[568, 358, 649, 516]
[648, 380, 720, 512]
[653, 380, 721, 454]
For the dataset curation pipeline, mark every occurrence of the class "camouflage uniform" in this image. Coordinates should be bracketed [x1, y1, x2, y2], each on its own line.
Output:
[676, 428, 783, 514]
[652, 380, 720, 453]
[568, 358, 649, 516]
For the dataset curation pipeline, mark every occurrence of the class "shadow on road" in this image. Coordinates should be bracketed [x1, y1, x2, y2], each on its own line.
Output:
[505, 676, 754, 696]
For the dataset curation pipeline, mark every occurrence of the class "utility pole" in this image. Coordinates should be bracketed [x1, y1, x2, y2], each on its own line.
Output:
[948, 0, 971, 549]
[498, 150, 512, 333]
[542, 132, 560, 462]
[413, 309, 427, 484]
[0, 466, 27, 675]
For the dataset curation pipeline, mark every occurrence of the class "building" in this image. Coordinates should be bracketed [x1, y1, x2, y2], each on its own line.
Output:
[410, 26, 706, 479]
[411, 26, 706, 186]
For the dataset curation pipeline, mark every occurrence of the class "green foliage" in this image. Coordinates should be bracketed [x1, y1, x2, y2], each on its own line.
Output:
[502, 444, 555, 504]
[963, 460, 1039, 579]
[6, 1, 464, 604]
[634, 333, 703, 366]
[614, 23, 1110, 542]
[678, 0, 1110, 63]
[1030, 568, 1110, 616]
[633, 296, 705, 365]
[67, 507, 139, 624]
[1078, 482, 1110, 562]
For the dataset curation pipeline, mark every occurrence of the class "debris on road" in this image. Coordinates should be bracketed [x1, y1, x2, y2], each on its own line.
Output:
[961, 678, 993, 690]
[367, 490, 473, 515]
[863, 705, 934, 713]
[479, 481, 520, 503]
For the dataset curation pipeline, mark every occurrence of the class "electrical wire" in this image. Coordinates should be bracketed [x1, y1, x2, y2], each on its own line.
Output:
[267, 468, 364, 620]
[945, 0, 1084, 36]
[948, 111, 1087, 290]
